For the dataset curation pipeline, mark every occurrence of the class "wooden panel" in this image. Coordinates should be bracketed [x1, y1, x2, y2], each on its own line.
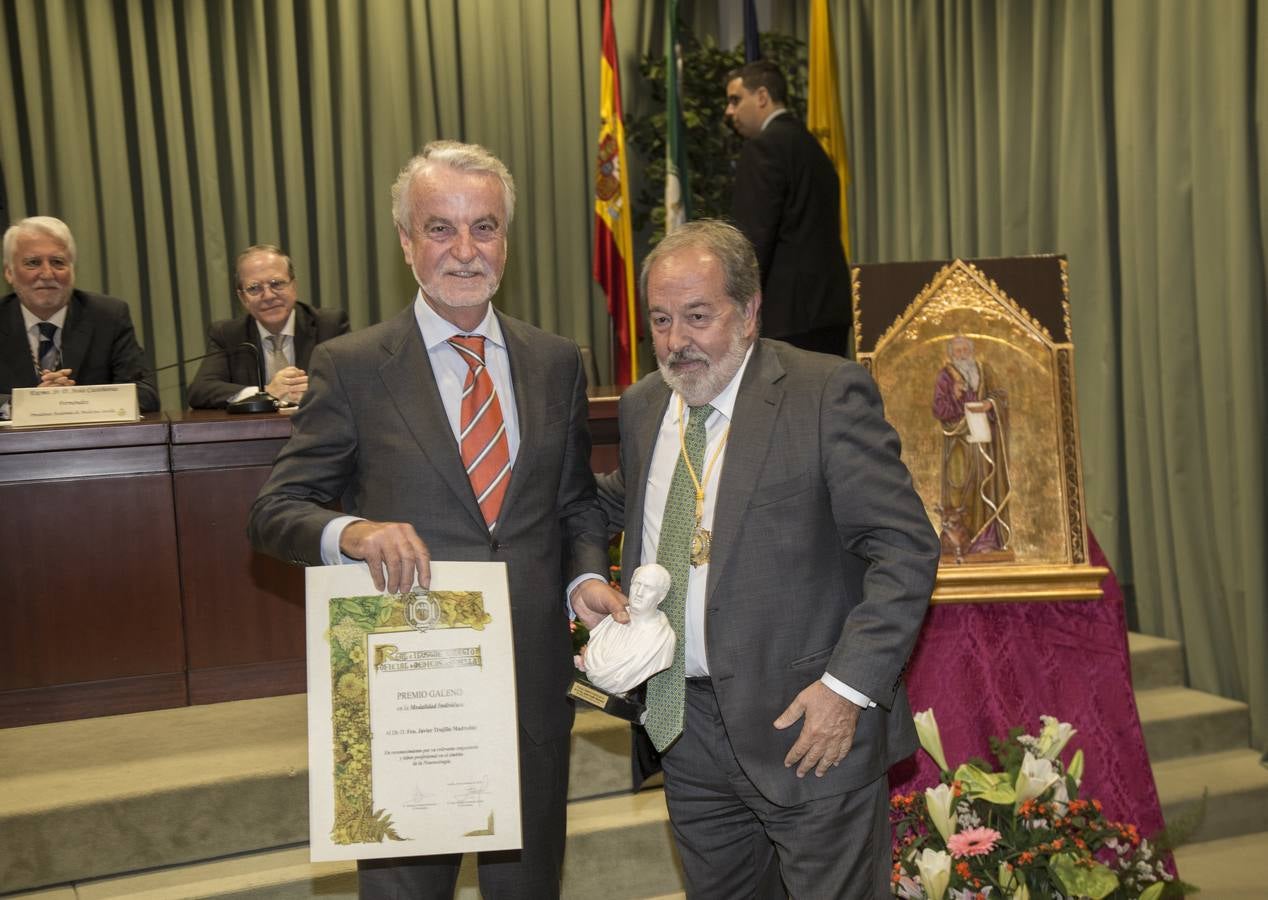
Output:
[0, 673, 187, 729]
[0, 416, 168, 454]
[173, 466, 306, 671]
[0, 471, 186, 695]
[187, 659, 307, 705]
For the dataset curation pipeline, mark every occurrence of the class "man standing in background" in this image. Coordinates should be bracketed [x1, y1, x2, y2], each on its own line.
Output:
[726, 59, 851, 356]
[187, 244, 349, 408]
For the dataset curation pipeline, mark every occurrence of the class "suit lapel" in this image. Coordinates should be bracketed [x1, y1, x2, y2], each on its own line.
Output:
[706, 341, 785, 600]
[497, 314, 538, 531]
[293, 303, 317, 368]
[59, 293, 90, 377]
[0, 299, 37, 389]
[378, 308, 486, 531]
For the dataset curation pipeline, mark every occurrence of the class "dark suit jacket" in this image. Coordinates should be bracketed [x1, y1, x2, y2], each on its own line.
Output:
[600, 339, 939, 806]
[248, 306, 609, 745]
[731, 114, 852, 340]
[0, 290, 159, 412]
[186, 301, 350, 408]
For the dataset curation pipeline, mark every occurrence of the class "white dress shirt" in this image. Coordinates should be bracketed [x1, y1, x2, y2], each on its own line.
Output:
[257, 309, 297, 382]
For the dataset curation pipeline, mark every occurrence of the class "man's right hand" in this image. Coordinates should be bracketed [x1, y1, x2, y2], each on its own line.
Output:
[267, 366, 309, 404]
[340, 520, 431, 593]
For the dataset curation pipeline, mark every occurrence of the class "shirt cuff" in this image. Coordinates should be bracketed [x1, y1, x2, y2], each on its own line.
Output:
[230, 385, 260, 403]
[320, 515, 366, 565]
[565, 572, 609, 620]
[820, 672, 875, 709]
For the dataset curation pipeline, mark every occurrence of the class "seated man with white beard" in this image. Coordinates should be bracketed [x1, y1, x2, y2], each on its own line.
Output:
[1, 216, 158, 413]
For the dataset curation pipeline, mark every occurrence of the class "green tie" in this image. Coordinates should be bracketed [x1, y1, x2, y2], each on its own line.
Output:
[644, 402, 712, 752]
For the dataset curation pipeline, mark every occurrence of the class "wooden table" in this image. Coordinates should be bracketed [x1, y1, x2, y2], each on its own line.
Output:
[0, 393, 623, 727]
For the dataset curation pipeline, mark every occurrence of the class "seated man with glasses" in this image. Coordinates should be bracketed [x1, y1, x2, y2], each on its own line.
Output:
[188, 243, 349, 408]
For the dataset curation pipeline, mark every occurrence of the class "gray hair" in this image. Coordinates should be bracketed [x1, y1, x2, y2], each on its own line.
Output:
[3, 216, 77, 269]
[391, 140, 517, 237]
[639, 219, 760, 312]
[947, 334, 974, 359]
[234, 243, 296, 290]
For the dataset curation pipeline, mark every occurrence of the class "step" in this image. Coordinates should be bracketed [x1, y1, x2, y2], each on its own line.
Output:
[1153, 748, 1268, 842]
[1172, 830, 1268, 898]
[0, 696, 656, 894]
[570, 707, 662, 800]
[1127, 632, 1185, 690]
[8, 791, 685, 900]
[1133, 686, 1250, 762]
[0, 694, 309, 894]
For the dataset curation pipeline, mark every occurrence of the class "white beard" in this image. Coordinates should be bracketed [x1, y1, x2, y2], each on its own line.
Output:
[953, 358, 981, 392]
[658, 327, 751, 407]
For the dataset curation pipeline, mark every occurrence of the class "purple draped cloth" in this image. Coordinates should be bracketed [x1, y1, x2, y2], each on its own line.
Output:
[888, 532, 1167, 841]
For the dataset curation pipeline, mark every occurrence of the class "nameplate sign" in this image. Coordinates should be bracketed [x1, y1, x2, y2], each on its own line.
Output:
[10, 384, 139, 427]
[305, 562, 521, 862]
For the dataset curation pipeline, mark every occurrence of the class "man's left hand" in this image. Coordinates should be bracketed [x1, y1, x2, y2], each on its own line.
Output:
[774, 681, 862, 778]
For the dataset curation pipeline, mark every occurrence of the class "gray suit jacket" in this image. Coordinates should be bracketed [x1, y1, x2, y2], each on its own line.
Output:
[600, 339, 939, 805]
[248, 306, 609, 745]
[186, 301, 350, 408]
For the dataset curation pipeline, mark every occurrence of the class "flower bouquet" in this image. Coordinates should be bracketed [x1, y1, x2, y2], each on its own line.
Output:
[891, 709, 1197, 899]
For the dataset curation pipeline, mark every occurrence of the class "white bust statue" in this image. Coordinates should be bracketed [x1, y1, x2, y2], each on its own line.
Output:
[580, 563, 676, 694]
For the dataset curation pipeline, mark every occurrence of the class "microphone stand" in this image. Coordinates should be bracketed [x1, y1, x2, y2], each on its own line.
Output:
[227, 340, 278, 415]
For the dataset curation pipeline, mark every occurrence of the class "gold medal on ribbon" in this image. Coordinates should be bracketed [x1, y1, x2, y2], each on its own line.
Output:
[690, 524, 712, 567]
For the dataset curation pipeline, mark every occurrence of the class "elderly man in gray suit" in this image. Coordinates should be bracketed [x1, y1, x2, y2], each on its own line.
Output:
[599, 220, 939, 898]
[249, 141, 626, 899]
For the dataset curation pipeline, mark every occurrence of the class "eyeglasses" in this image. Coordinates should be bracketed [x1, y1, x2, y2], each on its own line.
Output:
[240, 278, 293, 297]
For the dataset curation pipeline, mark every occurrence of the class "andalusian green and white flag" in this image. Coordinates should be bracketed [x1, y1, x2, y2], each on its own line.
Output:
[664, 0, 691, 233]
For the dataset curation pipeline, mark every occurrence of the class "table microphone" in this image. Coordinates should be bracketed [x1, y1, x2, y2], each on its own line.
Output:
[227, 341, 277, 414]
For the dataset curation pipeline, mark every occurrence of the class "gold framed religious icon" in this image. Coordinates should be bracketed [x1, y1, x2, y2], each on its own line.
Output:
[852, 255, 1107, 604]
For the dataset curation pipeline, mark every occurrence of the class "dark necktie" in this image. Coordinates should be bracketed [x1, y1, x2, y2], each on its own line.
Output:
[448, 335, 512, 530]
[36, 322, 58, 372]
[644, 402, 712, 752]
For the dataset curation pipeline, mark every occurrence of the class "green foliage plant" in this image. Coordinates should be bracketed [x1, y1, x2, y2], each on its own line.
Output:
[627, 23, 808, 244]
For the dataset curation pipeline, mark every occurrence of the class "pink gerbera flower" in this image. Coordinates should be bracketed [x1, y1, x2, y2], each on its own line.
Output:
[947, 827, 1001, 858]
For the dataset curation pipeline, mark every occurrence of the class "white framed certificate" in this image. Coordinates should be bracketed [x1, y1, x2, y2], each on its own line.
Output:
[305, 562, 521, 862]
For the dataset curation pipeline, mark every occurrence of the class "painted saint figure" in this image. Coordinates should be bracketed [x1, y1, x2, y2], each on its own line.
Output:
[932, 335, 1014, 561]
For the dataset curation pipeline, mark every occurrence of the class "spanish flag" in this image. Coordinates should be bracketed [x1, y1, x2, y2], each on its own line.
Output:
[808, 0, 851, 260]
[593, 0, 638, 385]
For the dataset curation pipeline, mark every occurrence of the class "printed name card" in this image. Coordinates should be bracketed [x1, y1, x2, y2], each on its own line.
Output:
[11, 384, 139, 427]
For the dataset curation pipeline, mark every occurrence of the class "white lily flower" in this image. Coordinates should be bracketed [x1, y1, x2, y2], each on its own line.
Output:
[925, 782, 958, 842]
[1014, 752, 1060, 807]
[1034, 715, 1077, 760]
[1067, 748, 1084, 786]
[915, 847, 952, 900]
[914, 708, 951, 772]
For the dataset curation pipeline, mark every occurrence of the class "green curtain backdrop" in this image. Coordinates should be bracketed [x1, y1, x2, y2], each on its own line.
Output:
[2, 0, 1264, 754]
[0, 0, 642, 405]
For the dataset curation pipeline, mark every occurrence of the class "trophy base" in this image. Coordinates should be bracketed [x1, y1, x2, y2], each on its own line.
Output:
[567, 678, 644, 723]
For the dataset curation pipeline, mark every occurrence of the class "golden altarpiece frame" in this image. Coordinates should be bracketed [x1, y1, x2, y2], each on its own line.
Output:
[852, 255, 1107, 604]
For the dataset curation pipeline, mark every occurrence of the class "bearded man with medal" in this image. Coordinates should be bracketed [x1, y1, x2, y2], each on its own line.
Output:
[597, 220, 940, 899]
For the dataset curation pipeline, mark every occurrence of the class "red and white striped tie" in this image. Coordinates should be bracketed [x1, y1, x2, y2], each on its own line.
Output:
[448, 335, 512, 530]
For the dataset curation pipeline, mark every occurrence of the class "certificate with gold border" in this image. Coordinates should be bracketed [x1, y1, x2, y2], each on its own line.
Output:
[305, 562, 521, 862]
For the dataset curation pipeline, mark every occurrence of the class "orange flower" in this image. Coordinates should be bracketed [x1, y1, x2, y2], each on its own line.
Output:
[956, 861, 971, 878]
